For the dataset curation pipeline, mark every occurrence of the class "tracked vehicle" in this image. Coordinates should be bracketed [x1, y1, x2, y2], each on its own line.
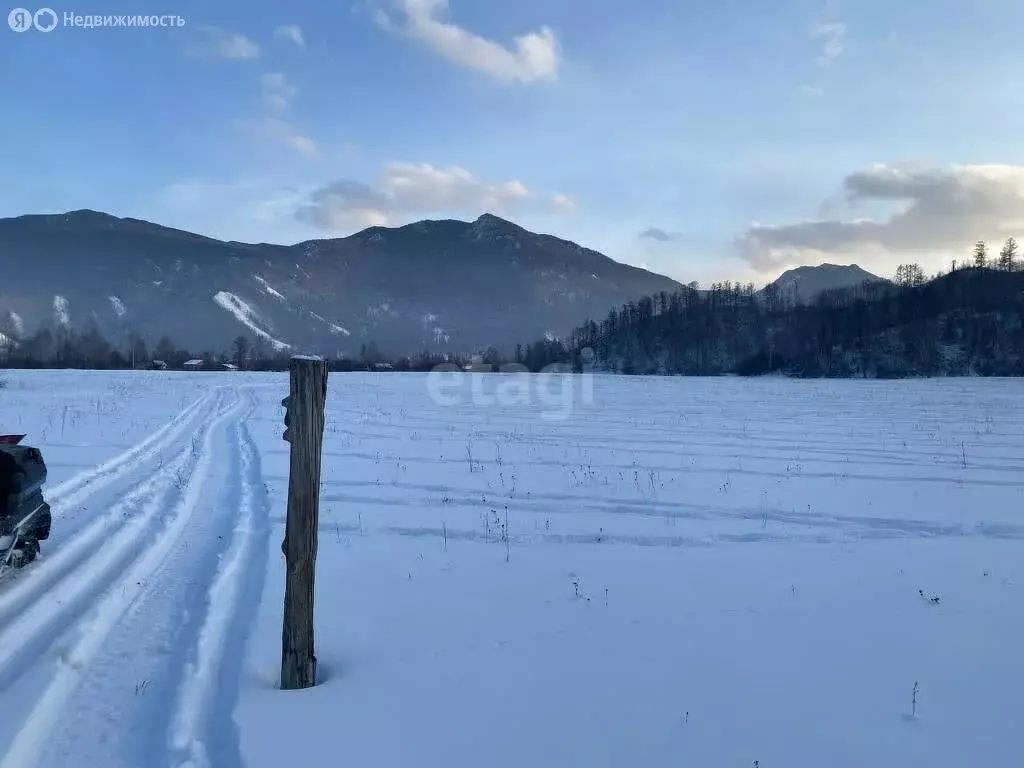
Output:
[0, 435, 52, 570]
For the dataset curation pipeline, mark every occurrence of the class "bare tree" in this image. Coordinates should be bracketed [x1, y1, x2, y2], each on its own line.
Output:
[232, 335, 251, 367]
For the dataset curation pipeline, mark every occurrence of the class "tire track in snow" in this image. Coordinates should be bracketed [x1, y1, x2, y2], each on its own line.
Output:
[0, 390, 248, 768]
[170, 388, 271, 768]
[46, 388, 218, 514]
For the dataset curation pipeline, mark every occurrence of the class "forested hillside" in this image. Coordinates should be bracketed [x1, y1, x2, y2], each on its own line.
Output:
[545, 262, 1024, 377]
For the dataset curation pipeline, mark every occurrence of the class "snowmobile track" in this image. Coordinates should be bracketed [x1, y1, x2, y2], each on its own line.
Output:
[45, 389, 219, 514]
[0, 388, 252, 768]
[0, 391, 222, 595]
[170, 389, 271, 768]
[0, 390, 225, 619]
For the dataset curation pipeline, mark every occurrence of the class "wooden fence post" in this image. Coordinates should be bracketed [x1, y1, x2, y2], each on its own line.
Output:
[280, 355, 329, 690]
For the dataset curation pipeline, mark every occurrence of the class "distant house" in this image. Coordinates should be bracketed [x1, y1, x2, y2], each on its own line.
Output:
[183, 359, 203, 371]
[221, 363, 239, 372]
[372, 362, 394, 372]
[149, 360, 168, 371]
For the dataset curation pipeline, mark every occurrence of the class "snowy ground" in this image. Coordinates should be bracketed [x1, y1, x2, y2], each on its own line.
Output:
[0, 370, 1022, 768]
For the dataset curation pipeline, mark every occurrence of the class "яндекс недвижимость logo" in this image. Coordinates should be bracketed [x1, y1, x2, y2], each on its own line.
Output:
[8, 7, 57, 31]
[8, 8, 184, 31]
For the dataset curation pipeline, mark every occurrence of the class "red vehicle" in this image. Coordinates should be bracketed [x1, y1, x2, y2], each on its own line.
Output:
[0, 435, 52, 570]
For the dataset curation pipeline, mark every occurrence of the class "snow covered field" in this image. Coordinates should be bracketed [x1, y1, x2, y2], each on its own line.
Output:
[0, 370, 1022, 768]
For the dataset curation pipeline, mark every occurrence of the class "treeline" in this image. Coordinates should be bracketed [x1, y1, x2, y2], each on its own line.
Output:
[0, 327, 243, 370]
[0, 328, 446, 372]
[1, 326, 154, 370]
[0, 326, 565, 374]
[518, 261, 1024, 377]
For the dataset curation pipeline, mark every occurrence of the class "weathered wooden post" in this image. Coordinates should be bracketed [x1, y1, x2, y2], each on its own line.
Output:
[280, 354, 329, 690]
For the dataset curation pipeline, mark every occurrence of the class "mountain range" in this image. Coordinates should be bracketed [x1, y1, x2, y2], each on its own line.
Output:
[0, 210, 884, 357]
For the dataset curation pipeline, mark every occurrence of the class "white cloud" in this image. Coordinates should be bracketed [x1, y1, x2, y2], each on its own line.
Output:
[245, 75, 315, 155]
[285, 135, 318, 156]
[799, 85, 824, 98]
[378, 0, 558, 83]
[147, 178, 314, 244]
[551, 193, 578, 212]
[639, 227, 680, 242]
[274, 24, 305, 47]
[261, 72, 297, 113]
[810, 22, 846, 65]
[737, 162, 1024, 274]
[241, 117, 318, 156]
[188, 26, 261, 59]
[298, 162, 570, 229]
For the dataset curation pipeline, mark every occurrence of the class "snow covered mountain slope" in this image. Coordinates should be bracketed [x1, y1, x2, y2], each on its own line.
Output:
[0, 210, 681, 356]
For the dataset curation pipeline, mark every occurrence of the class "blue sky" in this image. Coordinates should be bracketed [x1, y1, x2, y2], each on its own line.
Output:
[4, 0, 1024, 285]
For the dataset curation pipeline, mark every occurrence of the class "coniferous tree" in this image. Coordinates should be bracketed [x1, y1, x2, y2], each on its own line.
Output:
[154, 336, 177, 363]
[998, 237, 1018, 272]
[974, 240, 988, 269]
